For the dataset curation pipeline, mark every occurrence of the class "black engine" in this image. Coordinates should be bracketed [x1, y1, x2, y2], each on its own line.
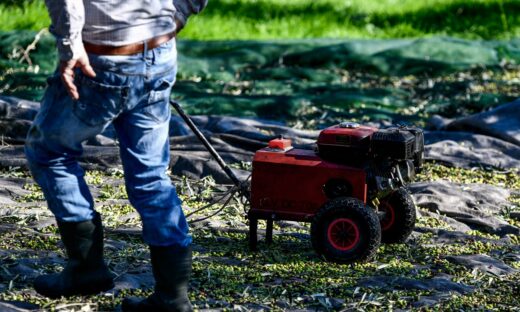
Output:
[317, 123, 424, 200]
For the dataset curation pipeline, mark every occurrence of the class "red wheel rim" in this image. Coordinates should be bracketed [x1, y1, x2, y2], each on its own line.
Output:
[380, 202, 395, 231]
[327, 218, 360, 251]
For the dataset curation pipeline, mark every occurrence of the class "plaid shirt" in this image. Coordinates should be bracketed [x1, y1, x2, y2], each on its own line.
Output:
[45, 0, 208, 60]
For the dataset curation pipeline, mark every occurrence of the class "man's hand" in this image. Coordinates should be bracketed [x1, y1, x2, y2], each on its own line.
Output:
[59, 53, 96, 100]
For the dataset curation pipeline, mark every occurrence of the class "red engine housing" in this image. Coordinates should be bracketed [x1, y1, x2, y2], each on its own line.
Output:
[317, 124, 376, 147]
[250, 142, 367, 222]
[317, 123, 377, 164]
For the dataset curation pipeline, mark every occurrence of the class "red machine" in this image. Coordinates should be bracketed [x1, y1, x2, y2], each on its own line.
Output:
[172, 102, 423, 264]
[249, 122, 423, 263]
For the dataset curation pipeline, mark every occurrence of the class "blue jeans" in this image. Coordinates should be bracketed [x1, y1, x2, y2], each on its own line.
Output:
[25, 39, 191, 247]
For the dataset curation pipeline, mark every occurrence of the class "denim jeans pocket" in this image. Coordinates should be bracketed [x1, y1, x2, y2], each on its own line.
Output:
[143, 74, 175, 123]
[72, 74, 129, 127]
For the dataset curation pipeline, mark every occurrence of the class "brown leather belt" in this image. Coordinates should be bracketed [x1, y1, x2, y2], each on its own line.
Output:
[84, 31, 176, 56]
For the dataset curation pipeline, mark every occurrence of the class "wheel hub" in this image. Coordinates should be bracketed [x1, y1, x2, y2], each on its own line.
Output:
[327, 218, 360, 251]
[379, 202, 395, 231]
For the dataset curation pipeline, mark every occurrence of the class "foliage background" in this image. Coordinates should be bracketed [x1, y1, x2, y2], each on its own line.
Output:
[0, 0, 518, 40]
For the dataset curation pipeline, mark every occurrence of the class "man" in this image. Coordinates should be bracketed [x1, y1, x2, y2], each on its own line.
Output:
[24, 0, 207, 311]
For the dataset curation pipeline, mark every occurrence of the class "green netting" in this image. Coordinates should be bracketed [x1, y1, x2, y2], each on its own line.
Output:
[177, 37, 520, 78]
[0, 31, 518, 126]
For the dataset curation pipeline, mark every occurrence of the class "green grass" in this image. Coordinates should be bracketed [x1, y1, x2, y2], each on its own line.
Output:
[0, 0, 518, 40]
[0, 1, 48, 31]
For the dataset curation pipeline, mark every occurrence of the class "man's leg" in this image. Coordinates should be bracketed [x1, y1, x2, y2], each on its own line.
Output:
[24, 72, 124, 298]
[114, 69, 192, 312]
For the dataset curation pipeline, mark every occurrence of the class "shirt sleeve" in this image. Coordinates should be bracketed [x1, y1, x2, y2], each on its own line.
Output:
[173, 0, 208, 27]
[44, 0, 85, 61]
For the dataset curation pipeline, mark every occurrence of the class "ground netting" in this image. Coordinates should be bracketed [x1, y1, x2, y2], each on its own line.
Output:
[2, 93, 520, 175]
[2, 90, 520, 241]
[0, 31, 519, 124]
[1, 31, 520, 310]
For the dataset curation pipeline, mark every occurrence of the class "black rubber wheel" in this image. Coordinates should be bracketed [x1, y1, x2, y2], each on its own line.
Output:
[378, 188, 416, 244]
[311, 197, 381, 264]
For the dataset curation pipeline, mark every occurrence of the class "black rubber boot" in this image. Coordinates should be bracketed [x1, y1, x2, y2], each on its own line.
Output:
[34, 212, 114, 298]
[122, 245, 193, 312]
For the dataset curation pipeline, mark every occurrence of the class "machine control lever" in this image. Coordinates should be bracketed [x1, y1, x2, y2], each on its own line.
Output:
[170, 100, 250, 200]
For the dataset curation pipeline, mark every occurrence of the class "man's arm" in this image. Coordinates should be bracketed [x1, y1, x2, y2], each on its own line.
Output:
[45, 0, 95, 100]
[173, 0, 209, 32]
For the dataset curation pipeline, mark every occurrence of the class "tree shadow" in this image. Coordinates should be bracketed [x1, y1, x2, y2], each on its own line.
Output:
[368, 0, 519, 39]
[206, 0, 358, 23]
[205, 0, 519, 39]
